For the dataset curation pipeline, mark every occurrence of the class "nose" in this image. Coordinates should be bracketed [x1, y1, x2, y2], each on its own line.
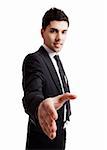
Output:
[55, 32, 62, 41]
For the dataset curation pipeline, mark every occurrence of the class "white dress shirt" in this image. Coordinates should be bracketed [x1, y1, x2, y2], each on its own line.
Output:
[43, 44, 67, 124]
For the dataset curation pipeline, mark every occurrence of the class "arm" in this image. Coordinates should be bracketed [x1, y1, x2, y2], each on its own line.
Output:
[22, 54, 45, 121]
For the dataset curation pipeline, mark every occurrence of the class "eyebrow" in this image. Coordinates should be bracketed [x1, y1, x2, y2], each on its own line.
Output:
[50, 28, 68, 32]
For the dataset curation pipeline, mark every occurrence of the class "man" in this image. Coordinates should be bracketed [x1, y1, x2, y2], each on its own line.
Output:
[22, 7, 76, 150]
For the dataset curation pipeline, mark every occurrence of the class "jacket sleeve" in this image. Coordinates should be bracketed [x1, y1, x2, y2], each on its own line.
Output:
[22, 53, 45, 122]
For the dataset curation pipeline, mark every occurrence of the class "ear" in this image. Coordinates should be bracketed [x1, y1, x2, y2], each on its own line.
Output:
[41, 29, 44, 38]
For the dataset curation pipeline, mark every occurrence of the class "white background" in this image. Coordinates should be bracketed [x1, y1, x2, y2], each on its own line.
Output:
[0, 0, 107, 149]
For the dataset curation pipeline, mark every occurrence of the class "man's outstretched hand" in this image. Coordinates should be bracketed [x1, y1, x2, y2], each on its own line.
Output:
[37, 92, 76, 139]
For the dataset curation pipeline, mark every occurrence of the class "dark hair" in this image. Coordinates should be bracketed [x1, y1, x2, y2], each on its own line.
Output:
[42, 7, 69, 30]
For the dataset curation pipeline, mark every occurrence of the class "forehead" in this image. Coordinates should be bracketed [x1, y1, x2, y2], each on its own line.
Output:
[48, 20, 68, 30]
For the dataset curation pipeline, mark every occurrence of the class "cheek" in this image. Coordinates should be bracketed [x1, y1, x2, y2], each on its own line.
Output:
[44, 34, 55, 44]
[44, 35, 53, 46]
[62, 35, 67, 41]
[44, 35, 50, 43]
[48, 34, 56, 41]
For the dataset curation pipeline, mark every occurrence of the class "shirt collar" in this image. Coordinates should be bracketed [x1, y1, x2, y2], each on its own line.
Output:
[43, 44, 59, 58]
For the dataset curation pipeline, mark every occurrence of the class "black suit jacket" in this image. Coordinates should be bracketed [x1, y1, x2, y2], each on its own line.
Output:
[22, 46, 69, 138]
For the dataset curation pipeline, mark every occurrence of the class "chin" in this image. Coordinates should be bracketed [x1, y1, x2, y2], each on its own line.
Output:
[53, 48, 61, 53]
[54, 46, 62, 52]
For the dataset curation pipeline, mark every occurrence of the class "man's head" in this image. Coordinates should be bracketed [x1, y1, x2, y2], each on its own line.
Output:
[41, 8, 69, 52]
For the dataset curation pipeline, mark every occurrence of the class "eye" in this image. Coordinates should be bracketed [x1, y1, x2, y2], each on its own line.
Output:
[50, 29, 55, 33]
[50, 28, 58, 33]
[62, 30, 67, 34]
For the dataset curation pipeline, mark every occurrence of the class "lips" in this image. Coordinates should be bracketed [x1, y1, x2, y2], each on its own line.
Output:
[54, 43, 63, 47]
[54, 42, 62, 45]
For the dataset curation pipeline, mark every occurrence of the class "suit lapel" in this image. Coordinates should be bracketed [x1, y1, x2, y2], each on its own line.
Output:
[39, 46, 62, 93]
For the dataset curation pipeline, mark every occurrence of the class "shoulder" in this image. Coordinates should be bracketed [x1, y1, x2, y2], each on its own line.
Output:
[22, 46, 47, 71]
[23, 46, 48, 63]
[23, 50, 40, 65]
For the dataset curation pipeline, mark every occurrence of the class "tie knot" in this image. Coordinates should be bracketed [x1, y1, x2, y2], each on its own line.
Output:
[54, 55, 60, 62]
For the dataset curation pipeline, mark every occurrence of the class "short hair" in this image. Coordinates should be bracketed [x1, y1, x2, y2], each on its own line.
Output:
[42, 7, 69, 30]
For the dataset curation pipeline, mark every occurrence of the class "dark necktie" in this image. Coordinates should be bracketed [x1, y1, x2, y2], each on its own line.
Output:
[54, 55, 71, 121]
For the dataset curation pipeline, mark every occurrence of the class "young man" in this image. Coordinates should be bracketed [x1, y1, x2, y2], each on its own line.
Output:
[22, 8, 76, 150]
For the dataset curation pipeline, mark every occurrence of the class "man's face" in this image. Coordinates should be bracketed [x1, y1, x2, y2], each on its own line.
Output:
[41, 20, 68, 52]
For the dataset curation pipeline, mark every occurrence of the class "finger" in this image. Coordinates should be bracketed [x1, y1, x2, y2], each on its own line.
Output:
[57, 92, 76, 103]
[44, 99, 58, 120]
[40, 119, 56, 139]
[53, 93, 76, 110]
[39, 115, 51, 134]
[50, 119, 57, 133]
[41, 110, 55, 129]
[38, 103, 57, 132]
[49, 131, 56, 140]
[45, 119, 57, 134]
[41, 122, 50, 137]
[49, 120, 57, 139]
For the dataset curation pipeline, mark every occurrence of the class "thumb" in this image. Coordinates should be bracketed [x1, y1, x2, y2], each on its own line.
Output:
[53, 92, 76, 110]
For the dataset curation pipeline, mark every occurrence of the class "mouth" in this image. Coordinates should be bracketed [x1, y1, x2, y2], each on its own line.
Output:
[54, 43, 63, 48]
